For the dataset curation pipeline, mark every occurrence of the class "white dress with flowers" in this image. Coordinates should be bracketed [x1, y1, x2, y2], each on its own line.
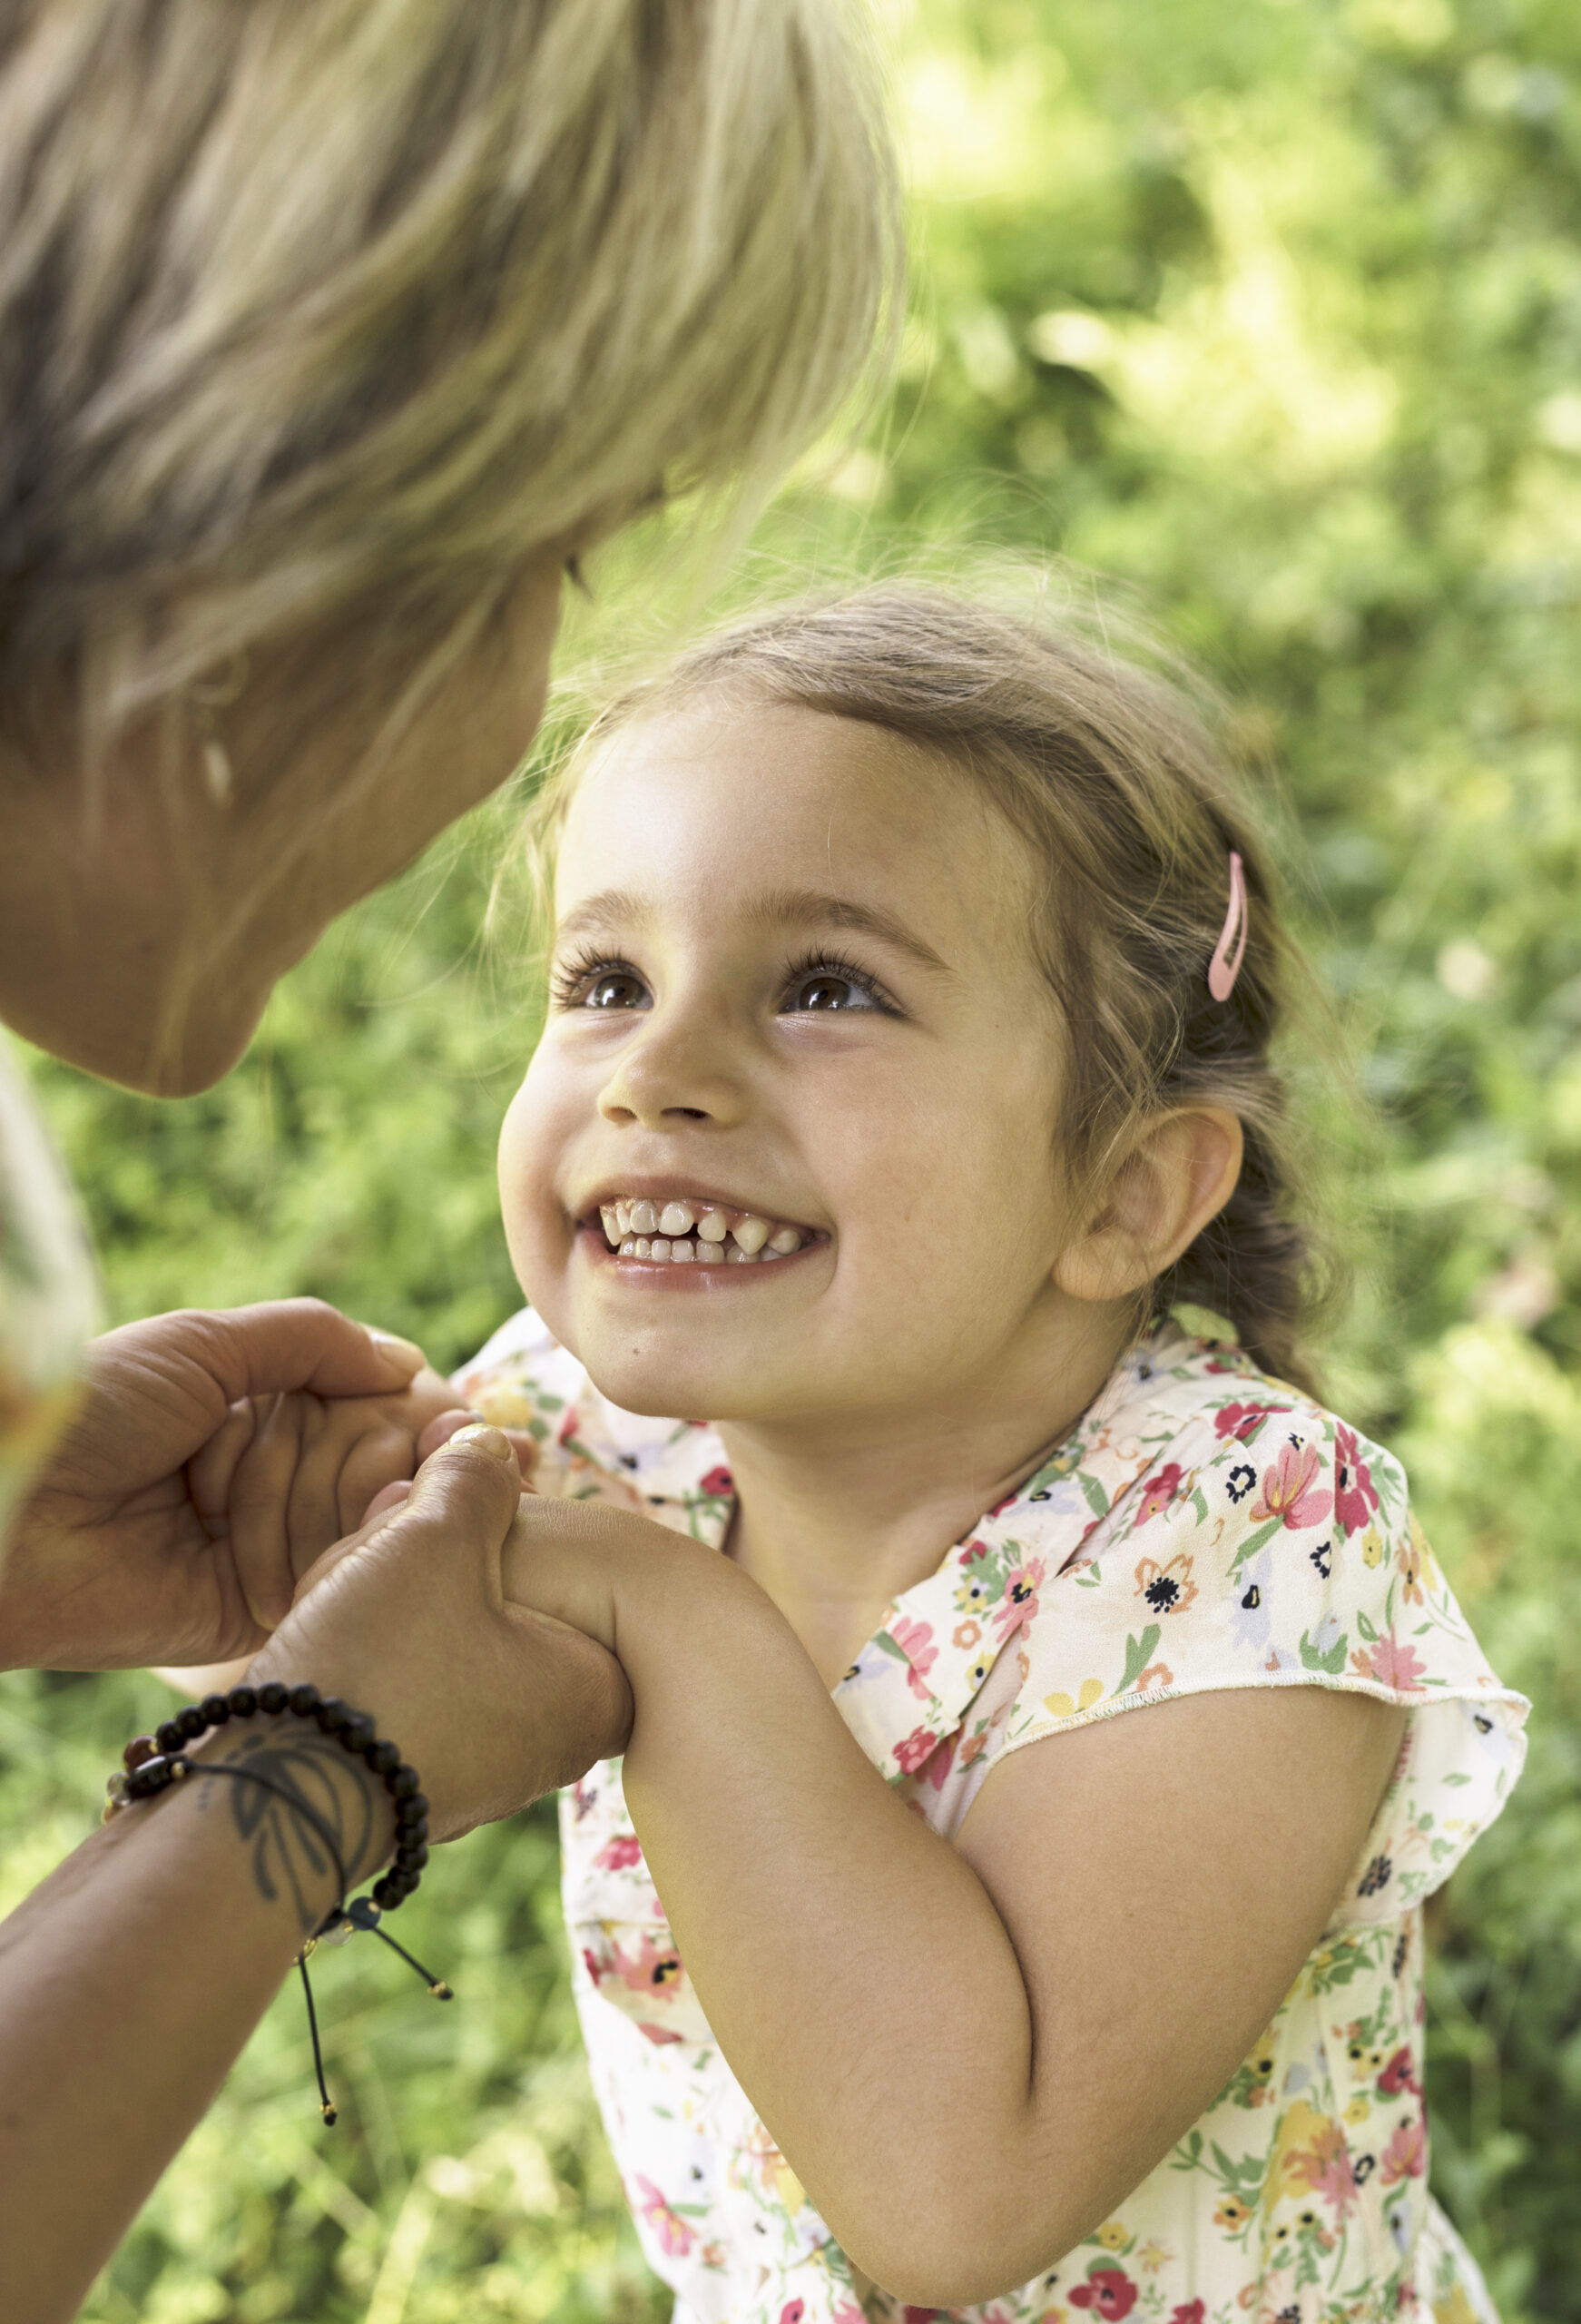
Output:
[454, 1313, 1527, 2324]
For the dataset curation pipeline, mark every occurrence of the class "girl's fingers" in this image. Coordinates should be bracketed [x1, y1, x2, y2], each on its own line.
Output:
[415, 1406, 489, 1462]
[185, 1399, 259, 1541]
[224, 1395, 307, 1633]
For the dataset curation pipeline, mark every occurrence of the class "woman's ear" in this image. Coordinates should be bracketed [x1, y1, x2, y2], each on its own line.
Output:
[1054, 1108, 1244, 1305]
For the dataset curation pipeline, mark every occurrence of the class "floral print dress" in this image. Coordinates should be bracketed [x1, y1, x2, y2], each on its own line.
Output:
[454, 1310, 1528, 2324]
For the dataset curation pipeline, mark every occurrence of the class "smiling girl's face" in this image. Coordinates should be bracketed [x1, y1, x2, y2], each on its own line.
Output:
[499, 698, 1122, 1438]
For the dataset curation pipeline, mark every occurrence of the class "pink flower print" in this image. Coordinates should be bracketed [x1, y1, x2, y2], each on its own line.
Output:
[698, 1464, 733, 1498]
[1134, 1661, 1174, 1693]
[1137, 1462, 1184, 1523]
[1134, 1551, 1198, 1617]
[1214, 1401, 1287, 1443]
[557, 1407, 581, 1447]
[638, 2020, 684, 2045]
[1378, 2046, 1419, 2097]
[580, 1945, 606, 1987]
[1169, 2306, 1206, 2324]
[890, 1614, 938, 1700]
[1251, 1439, 1332, 1531]
[611, 1932, 685, 1998]
[1356, 1632, 1429, 1693]
[895, 1725, 941, 1775]
[1333, 1425, 1380, 1537]
[594, 1832, 644, 1872]
[993, 1555, 1046, 1641]
[926, 1731, 958, 1792]
[780, 2304, 806, 2324]
[1069, 2268, 1138, 2319]
[1380, 2114, 1427, 2185]
[1288, 2119, 1360, 2220]
[633, 2174, 694, 2256]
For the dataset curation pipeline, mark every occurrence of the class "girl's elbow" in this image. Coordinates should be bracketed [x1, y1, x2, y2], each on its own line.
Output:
[838, 2189, 1072, 2312]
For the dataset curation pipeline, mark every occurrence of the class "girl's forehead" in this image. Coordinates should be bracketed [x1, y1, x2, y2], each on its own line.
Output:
[557, 699, 1022, 911]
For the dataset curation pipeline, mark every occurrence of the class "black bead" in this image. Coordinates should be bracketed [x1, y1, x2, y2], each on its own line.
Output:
[199, 1693, 231, 1727]
[154, 1718, 184, 1755]
[287, 1682, 320, 1718]
[388, 1764, 420, 1799]
[365, 1738, 400, 1776]
[129, 1755, 177, 1797]
[175, 1704, 208, 1740]
[398, 1841, 429, 1874]
[370, 1875, 399, 1909]
[311, 1696, 343, 1730]
[257, 1681, 289, 1715]
[397, 1815, 428, 1847]
[396, 1791, 428, 1827]
[340, 1713, 374, 1748]
[228, 1685, 258, 1717]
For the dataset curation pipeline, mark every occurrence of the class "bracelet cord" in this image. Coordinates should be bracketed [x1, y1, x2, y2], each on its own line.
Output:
[105, 1684, 451, 2125]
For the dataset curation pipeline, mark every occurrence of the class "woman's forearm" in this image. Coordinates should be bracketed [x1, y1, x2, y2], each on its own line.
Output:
[0, 1733, 392, 2324]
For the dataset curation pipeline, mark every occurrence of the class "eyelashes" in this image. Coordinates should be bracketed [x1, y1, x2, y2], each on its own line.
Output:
[547, 942, 899, 1016]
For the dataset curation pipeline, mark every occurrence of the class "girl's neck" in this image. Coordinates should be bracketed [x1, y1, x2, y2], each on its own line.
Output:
[718, 1312, 1131, 1689]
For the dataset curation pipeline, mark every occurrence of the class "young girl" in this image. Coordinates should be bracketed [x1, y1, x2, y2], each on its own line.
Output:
[300, 582, 1529, 2324]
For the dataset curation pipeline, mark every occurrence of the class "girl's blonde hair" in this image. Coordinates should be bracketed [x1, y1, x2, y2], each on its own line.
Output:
[0, 0, 899, 750]
[532, 582, 1340, 1393]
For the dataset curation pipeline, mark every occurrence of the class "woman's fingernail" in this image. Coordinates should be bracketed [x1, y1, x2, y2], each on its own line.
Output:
[441, 1423, 516, 1464]
[365, 1327, 426, 1375]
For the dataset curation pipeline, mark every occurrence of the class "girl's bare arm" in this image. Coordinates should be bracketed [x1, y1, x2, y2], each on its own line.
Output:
[506, 1496, 1404, 2309]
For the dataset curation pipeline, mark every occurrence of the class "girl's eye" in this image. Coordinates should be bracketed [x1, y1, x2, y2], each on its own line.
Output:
[780, 960, 892, 1016]
[554, 958, 650, 1011]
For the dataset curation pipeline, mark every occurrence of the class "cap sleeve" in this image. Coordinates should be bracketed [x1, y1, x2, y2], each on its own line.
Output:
[984, 1397, 1527, 1910]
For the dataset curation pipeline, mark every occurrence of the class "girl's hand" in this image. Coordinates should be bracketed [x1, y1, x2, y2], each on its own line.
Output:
[184, 1362, 520, 1631]
[250, 1428, 633, 1841]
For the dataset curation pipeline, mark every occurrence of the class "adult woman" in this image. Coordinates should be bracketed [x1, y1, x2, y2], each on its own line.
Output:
[0, 3, 898, 2315]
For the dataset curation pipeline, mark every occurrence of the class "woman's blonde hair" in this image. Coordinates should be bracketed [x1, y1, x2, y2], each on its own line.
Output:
[0, 0, 899, 749]
[530, 581, 1342, 1393]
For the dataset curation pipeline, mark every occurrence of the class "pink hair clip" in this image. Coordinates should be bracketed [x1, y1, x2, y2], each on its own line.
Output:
[1207, 850, 1248, 1001]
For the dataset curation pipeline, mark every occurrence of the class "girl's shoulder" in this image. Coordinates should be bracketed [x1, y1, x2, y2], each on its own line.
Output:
[849, 1320, 1528, 1919]
[450, 1307, 735, 1541]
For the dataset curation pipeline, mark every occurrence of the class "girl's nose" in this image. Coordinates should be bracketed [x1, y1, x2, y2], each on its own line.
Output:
[596, 1013, 745, 1131]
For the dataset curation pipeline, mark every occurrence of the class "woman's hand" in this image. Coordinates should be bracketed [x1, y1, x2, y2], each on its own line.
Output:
[0, 1300, 436, 1672]
[250, 1426, 633, 1839]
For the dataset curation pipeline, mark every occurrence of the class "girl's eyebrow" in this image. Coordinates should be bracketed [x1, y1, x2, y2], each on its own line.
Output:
[554, 886, 958, 984]
[746, 886, 957, 983]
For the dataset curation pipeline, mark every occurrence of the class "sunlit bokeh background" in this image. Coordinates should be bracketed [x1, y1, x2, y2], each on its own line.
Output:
[5, 1, 1580, 2316]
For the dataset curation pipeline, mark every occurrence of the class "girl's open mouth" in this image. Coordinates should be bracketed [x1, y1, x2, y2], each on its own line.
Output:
[580, 1193, 822, 1269]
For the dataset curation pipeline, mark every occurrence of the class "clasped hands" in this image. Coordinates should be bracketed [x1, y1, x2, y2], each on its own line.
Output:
[0, 1299, 654, 1839]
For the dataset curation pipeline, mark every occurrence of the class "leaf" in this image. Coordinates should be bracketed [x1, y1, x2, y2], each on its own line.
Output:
[1357, 1610, 1379, 1642]
[1118, 1624, 1163, 1691]
[1300, 1625, 1349, 1676]
[1080, 1472, 1111, 1519]
[1226, 1516, 1282, 1577]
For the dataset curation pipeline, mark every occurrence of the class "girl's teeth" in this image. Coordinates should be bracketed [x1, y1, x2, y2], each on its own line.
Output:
[697, 1208, 729, 1243]
[659, 1202, 694, 1236]
[732, 1215, 770, 1255]
[615, 1200, 633, 1236]
[601, 1206, 620, 1244]
[767, 1226, 800, 1256]
[629, 1200, 659, 1236]
[633, 1236, 652, 1257]
[670, 1239, 694, 1261]
[725, 1245, 760, 1263]
[651, 1237, 672, 1260]
[604, 1201, 808, 1263]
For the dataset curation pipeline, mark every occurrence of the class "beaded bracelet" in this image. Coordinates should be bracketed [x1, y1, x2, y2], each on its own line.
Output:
[105, 1681, 450, 2122]
[107, 1679, 431, 1915]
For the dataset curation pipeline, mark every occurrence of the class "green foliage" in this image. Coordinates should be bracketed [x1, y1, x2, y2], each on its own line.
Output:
[4, 0, 1580, 2313]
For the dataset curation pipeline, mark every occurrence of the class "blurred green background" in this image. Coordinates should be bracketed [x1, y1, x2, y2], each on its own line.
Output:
[5, 0, 1581, 2315]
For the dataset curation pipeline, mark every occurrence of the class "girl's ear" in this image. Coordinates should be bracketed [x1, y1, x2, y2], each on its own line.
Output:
[1054, 1108, 1244, 1305]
